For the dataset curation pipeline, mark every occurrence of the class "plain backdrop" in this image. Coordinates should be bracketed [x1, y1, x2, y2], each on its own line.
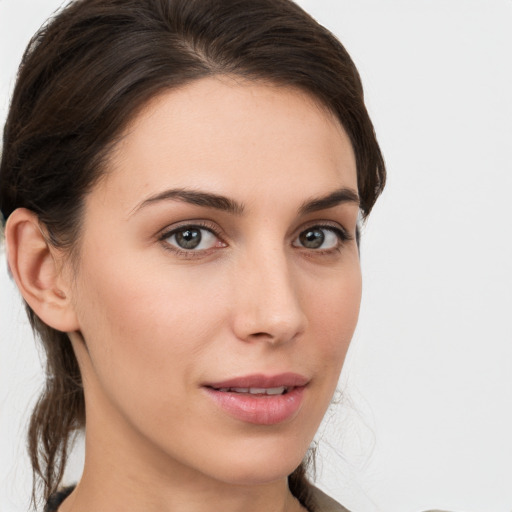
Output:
[1, 1, 511, 511]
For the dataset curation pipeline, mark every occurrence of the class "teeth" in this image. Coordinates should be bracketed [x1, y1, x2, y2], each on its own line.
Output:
[220, 386, 288, 395]
[263, 386, 287, 395]
[248, 387, 267, 394]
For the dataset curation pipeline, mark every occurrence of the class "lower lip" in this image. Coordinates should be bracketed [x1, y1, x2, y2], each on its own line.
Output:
[203, 386, 306, 425]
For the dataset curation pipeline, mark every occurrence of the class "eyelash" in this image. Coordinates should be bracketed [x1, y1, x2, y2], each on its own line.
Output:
[158, 221, 353, 258]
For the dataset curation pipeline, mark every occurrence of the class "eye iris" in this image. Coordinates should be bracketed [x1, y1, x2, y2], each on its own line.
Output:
[175, 228, 202, 249]
[300, 229, 324, 249]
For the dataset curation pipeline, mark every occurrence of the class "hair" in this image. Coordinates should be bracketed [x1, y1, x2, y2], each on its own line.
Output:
[0, 0, 385, 507]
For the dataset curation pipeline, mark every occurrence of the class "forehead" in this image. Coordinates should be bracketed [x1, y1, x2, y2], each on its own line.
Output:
[93, 77, 357, 214]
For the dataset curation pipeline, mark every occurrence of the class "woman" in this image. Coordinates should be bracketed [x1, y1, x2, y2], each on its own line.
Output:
[0, 0, 386, 510]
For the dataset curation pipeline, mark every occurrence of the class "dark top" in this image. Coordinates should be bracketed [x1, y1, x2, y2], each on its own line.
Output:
[44, 486, 75, 512]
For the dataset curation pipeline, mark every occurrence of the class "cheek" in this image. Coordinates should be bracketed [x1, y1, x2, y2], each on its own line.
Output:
[304, 260, 362, 380]
[309, 260, 362, 338]
[72, 248, 228, 403]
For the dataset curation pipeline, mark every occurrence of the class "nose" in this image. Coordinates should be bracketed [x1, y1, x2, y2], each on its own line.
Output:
[230, 247, 307, 345]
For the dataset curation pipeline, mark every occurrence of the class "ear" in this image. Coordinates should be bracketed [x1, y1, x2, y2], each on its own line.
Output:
[5, 208, 79, 332]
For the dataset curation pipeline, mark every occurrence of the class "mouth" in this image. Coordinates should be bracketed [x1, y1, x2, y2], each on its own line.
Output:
[210, 386, 292, 396]
[203, 373, 308, 425]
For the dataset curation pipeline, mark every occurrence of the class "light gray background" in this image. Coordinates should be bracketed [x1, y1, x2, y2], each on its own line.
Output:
[1, 1, 511, 511]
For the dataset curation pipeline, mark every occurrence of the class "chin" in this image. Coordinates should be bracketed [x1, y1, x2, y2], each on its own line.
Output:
[195, 436, 310, 487]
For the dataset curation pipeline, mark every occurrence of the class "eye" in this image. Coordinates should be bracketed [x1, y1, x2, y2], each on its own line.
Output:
[162, 225, 224, 252]
[293, 226, 346, 250]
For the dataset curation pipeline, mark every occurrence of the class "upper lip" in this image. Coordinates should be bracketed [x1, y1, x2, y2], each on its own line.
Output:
[204, 373, 309, 389]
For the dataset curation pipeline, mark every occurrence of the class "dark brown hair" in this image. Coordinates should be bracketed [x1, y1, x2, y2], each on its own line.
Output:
[0, 0, 385, 507]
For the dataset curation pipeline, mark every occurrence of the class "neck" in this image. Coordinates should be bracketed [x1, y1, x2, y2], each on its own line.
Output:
[60, 478, 304, 512]
[59, 457, 305, 512]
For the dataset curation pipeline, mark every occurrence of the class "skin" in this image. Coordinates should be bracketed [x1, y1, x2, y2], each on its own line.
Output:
[7, 77, 361, 512]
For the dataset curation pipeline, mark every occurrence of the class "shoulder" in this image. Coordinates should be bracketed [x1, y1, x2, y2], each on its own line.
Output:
[308, 486, 351, 512]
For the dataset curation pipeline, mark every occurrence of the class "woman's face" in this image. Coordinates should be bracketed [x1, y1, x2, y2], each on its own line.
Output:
[68, 77, 361, 488]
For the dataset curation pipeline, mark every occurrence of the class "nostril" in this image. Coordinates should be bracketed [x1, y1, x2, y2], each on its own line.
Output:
[247, 331, 277, 343]
[246, 330, 300, 345]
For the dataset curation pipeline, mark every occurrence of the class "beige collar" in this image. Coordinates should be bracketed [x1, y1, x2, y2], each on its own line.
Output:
[308, 486, 351, 512]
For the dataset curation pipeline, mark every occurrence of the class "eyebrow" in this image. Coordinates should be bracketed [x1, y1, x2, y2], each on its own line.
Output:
[131, 186, 359, 217]
[298, 187, 360, 214]
[131, 188, 245, 216]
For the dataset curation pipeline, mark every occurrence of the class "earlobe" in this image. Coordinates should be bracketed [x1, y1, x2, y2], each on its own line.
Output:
[5, 208, 79, 333]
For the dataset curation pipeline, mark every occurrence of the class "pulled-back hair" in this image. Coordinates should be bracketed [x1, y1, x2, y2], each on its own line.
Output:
[0, 0, 385, 506]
